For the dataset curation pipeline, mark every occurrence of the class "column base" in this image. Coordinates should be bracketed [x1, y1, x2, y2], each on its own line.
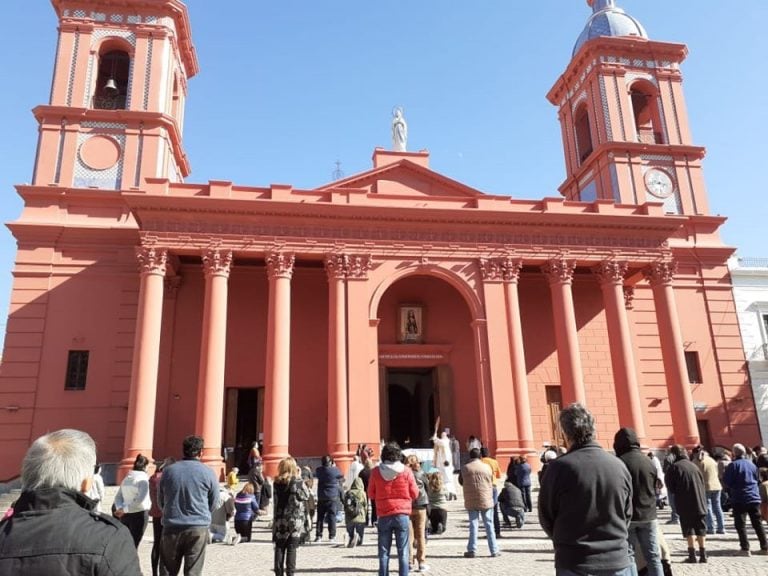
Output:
[262, 450, 290, 478]
[200, 450, 224, 482]
[678, 436, 701, 449]
[330, 451, 354, 476]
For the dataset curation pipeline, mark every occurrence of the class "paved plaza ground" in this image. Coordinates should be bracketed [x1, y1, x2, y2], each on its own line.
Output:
[123, 484, 768, 576]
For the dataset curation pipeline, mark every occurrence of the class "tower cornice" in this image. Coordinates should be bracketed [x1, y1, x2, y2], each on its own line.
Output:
[32, 105, 191, 177]
[50, 0, 199, 78]
[548, 37, 688, 105]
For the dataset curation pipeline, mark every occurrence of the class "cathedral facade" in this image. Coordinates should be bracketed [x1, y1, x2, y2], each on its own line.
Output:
[0, 0, 759, 480]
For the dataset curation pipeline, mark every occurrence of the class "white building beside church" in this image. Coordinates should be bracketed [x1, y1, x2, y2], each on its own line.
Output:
[729, 256, 768, 444]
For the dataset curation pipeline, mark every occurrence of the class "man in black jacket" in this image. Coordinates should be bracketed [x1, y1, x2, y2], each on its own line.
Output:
[0, 429, 140, 576]
[314, 454, 344, 542]
[614, 428, 663, 576]
[539, 404, 633, 576]
[665, 445, 708, 563]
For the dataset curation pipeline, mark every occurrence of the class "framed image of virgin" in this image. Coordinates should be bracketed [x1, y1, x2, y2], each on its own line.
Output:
[398, 305, 424, 344]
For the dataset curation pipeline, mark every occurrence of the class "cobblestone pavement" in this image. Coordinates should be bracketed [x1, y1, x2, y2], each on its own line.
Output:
[131, 486, 768, 576]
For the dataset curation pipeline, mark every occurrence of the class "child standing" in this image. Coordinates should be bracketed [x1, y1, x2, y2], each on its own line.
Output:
[234, 482, 260, 542]
[759, 467, 768, 522]
[227, 466, 240, 493]
[343, 477, 368, 547]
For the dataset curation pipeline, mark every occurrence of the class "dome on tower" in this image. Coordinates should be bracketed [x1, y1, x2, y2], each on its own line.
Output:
[572, 0, 648, 57]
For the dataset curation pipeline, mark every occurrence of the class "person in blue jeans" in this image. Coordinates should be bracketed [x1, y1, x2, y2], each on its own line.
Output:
[314, 455, 343, 542]
[692, 448, 725, 534]
[368, 442, 418, 576]
[613, 428, 663, 576]
[459, 448, 500, 558]
[515, 456, 533, 512]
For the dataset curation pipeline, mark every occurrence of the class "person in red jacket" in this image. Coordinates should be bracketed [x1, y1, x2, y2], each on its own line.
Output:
[368, 442, 418, 576]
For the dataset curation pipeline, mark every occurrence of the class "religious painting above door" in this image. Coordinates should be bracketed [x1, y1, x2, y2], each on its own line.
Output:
[398, 304, 424, 344]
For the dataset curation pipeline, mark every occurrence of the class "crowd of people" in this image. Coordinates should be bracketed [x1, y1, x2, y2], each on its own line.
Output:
[2, 422, 768, 576]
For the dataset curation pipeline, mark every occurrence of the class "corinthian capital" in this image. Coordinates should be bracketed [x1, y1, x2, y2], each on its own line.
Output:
[202, 249, 233, 278]
[593, 259, 628, 286]
[542, 256, 576, 285]
[266, 251, 295, 280]
[479, 258, 504, 282]
[502, 258, 523, 283]
[324, 254, 346, 281]
[643, 259, 677, 287]
[136, 246, 168, 276]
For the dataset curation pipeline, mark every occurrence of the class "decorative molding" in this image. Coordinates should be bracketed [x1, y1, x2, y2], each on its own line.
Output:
[644, 259, 677, 287]
[347, 254, 373, 279]
[266, 251, 295, 280]
[623, 286, 635, 310]
[542, 256, 576, 285]
[593, 259, 629, 285]
[139, 218, 668, 251]
[202, 249, 233, 278]
[135, 245, 167, 275]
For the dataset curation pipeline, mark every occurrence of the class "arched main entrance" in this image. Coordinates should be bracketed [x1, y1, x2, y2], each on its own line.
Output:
[375, 272, 479, 447]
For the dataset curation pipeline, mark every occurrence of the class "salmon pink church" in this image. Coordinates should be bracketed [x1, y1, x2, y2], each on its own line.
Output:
[0, 0, 760, 481]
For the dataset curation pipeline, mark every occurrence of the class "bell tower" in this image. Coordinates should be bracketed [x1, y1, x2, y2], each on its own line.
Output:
[547, 0, 709, 215]
[33, 0, 198, 190]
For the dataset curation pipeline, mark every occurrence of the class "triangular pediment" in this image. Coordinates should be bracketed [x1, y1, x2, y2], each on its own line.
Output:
[315, 159, 485, 199]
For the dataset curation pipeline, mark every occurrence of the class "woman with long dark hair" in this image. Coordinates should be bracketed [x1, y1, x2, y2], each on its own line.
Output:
[114, 453, 151, 547]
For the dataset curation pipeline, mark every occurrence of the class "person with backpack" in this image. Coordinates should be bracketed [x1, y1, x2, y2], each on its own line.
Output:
[344, 477, 368, 547]
[406, 454, 430, 572]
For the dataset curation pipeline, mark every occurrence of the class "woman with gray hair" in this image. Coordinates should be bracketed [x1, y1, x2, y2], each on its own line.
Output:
[0, 429, 140, 575]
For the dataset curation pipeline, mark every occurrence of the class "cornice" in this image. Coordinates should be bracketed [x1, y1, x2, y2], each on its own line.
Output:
[32, 106, 190, 176]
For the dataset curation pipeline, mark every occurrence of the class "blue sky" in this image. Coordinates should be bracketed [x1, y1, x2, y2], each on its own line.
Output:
[0, 1, 766, 336]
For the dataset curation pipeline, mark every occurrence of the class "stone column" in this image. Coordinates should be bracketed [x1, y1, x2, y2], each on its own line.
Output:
[645, 260, 699, 446]
[325, 253, 351, 473]
[594, 260, 646, 441]
[479, 258, 516, 460]
[195, 249, 233, 476]
[262, 251, 295, 477]
[503, 258, 535, 455]
[471, 319, 492, 445]
[119, 246, 167, 479]
[542, 256, 586, 406]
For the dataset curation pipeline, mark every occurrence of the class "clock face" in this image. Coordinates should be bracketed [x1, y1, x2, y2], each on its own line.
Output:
[644, 168, 674, 199]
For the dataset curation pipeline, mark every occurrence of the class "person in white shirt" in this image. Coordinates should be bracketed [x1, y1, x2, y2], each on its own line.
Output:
[114, 454, 151, 547]
[87, 463, 106, 513]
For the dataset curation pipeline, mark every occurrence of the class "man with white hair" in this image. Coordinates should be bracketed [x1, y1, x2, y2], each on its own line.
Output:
[723, 443, 768, 556]
[0, 429, 140, 575]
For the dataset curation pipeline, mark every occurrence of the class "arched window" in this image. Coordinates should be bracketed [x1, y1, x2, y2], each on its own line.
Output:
[630, 84, 663, 144]
[574, 105, 593, 164]
[93, 50, 130, 110]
